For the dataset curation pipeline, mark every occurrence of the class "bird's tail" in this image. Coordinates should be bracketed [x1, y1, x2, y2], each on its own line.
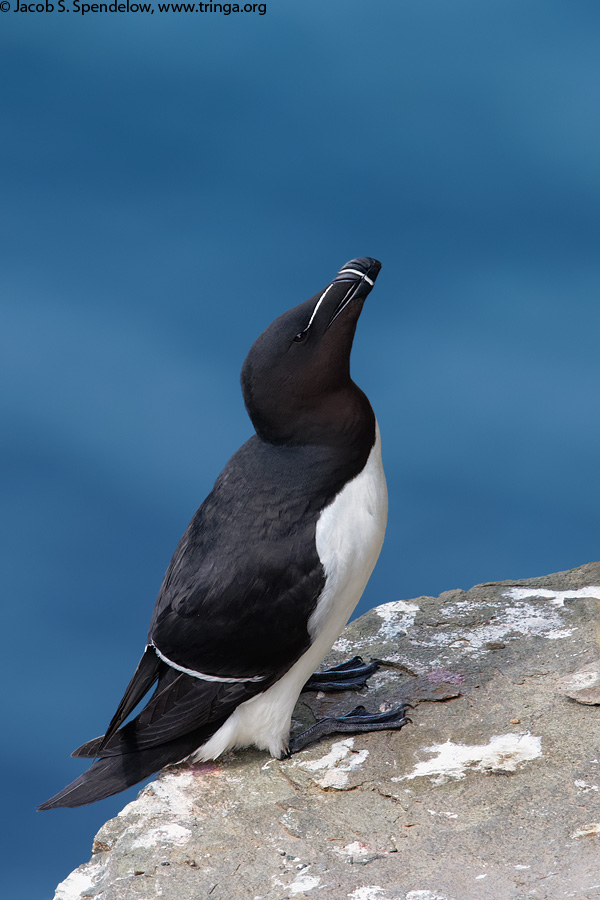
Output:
[38, 661, 261, 809]
[37, 716, 228, 809]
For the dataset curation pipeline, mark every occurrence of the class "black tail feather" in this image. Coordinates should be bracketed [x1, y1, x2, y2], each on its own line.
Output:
[70, 647, 162, 759]
[39, 716, 229, 809]
[100, 646, 162, 751]
[71, 735, 105, 758]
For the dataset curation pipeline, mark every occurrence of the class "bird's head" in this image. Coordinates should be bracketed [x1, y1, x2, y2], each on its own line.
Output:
[241, 257, 381, 446]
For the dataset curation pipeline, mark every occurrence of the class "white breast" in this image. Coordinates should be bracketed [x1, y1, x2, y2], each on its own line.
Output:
[194, 422, 388, 762]
[308, 420, 388, 644]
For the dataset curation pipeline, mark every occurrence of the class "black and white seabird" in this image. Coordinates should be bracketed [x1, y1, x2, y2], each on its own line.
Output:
[39, 256, 410, 810]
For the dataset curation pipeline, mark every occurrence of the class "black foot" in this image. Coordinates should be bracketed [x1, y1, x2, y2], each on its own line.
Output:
[302, 656, 381, 693]
[288, 702, 412, 754]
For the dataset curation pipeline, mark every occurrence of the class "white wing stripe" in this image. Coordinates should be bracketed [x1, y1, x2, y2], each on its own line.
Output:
[151, 642, 267, 683]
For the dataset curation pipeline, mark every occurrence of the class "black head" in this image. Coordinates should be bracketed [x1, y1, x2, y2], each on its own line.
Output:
[241, 257, 381, 446]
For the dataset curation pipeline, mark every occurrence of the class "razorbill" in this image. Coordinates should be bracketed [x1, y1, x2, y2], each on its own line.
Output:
[39, 256, 410, 810]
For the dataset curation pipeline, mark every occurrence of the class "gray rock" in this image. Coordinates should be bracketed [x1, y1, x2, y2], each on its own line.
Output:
[556, 662, 600, 705]
[54, 563, 600, 900]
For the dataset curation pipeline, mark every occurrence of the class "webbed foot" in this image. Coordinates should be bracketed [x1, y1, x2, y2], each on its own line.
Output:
[288, 702, 412, 754]
[302, 656, 381, 693]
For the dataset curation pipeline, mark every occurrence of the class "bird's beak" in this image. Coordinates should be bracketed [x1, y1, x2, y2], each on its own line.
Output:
[325, 257, 382, 328]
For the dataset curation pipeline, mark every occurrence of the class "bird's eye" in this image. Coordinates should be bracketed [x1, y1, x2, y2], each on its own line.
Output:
[293, 330, 308, 343]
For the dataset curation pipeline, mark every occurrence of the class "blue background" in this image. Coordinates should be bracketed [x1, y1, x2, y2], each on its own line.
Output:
[2, 2, 599, 897]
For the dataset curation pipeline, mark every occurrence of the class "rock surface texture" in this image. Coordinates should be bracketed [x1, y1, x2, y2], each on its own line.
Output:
[54, 563, 600, 900]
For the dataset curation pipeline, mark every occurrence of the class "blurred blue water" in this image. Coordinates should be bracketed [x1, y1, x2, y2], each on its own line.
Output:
[1, 2, 599, 897]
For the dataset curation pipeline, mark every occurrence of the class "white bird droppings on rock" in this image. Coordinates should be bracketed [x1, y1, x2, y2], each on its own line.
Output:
[427, 809, 458, 818]
[401, 733, 542, 784]
[574, 780, 598, 793]
[132, 823, 192, 849]
[118, 771, 196, 820]
[336, 840, 372, 858]
[571, 823, 600, 839]
[334, 600, 419, 654]
[347, 888, 387, 900]
[332, 636, 354, 653]
[273, 871, 320, 894]
[422, 591, 577, 659]
[374, 600, 420, 639]
[54, 864, 102, 900]
[505, 586, 600, 606]
[288, 873, 321, 894]
[296, 737, 369, 788]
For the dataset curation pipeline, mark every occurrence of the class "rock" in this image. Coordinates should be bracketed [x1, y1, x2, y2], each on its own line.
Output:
[54, 563, 600, 900]
[556, 662, 600, 705]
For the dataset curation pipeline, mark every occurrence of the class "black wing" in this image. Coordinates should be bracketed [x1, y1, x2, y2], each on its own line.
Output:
[148, 436, 328, 679]
[101, 437, 328, 745]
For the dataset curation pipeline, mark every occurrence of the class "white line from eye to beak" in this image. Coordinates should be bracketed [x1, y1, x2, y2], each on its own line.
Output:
[306, 282, 335, 329]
